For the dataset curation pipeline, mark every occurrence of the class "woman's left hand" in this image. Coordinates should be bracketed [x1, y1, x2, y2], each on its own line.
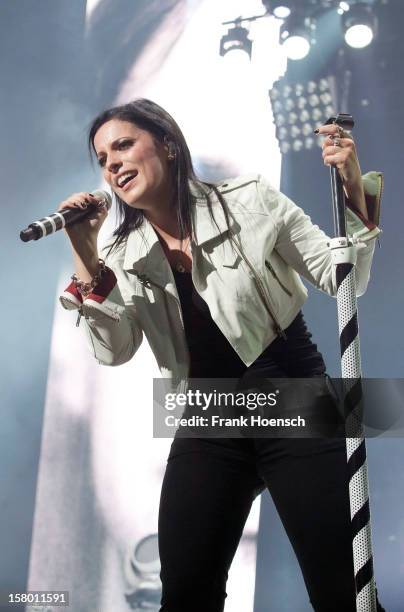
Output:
[317, 123, 367, 218]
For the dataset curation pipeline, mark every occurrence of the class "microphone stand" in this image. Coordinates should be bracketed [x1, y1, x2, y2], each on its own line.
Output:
[327, 113, 377, 611]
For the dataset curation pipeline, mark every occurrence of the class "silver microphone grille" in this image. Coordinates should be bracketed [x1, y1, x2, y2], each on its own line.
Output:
[92, 189, 112, 210]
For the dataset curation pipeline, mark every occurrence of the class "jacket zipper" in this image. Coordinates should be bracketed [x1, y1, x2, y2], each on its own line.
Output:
[133, 272, 185, 331]
[229, 237, 287, 340]
[376, 172, 383, 223]
[265, 261, 293, 297]
[376, 172, 383, 248]
[134, 271, 191, 381]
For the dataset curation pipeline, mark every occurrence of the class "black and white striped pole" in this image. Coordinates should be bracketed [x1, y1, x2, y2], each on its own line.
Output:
[327, 113, 377, 612]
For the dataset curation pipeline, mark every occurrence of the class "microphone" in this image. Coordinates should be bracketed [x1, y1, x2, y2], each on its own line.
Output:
[19, 190, 112, 242]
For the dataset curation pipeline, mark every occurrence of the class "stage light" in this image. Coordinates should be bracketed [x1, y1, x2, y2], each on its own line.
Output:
[295, 83, 304, 96]
[220, 22, 253, 59]
[345, 24, 373, 48]
[288, 112, 298, 125]
[300, 109, 310, 122]
[269, 75, 336, 155]
[320, 92, 333, 105]
[307, 81, 317, 93]
[279, 13, 315, 61]
[312, 107, 323, 121]
[283, 84, 293, 97]
[318, 78, 330, 92]
[271, 86, 280, 99]
[339, 1, 350, 12]
[281, 32, 311, 61]
[261, 1, 294, 20]
[274, 6, 291, 19]
[342, 2, 377, 49]
[275, 113, 286, 126]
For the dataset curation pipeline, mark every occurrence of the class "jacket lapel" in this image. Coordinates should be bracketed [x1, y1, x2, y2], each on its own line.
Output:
[123, 220, 178, 297]
[121, 182, 237, 296]
[192, 197, 236, 246]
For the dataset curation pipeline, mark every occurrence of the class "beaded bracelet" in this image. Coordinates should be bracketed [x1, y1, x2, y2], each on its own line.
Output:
[71, 258, 106, 298]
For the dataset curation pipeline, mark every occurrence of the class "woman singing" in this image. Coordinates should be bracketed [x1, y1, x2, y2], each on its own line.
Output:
[59, 99, 384, 611]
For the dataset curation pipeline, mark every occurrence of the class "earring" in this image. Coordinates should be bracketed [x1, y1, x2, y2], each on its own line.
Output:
[164, 136, 177, 161]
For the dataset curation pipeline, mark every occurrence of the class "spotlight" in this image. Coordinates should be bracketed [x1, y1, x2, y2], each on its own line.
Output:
[220, 22, 253, 59]
[320, 92, 333, 104]
[318, 78, 330, 92]
[312, 107, 323, 121]
[261, 1, 294, 20]
[294, 83, 304, 96]
[283, 84, 293, 97]
[311, 107, 323, 122]
[338, 1, 351, 13]
[280, 13, 315, 61]
[342, 2, 377, 49]
[269, 75, 336, 154]
[308, 94, 320, 107]
[275, 114, 286, 127]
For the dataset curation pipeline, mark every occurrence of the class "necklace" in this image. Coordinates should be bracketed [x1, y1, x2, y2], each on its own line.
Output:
[174, 237, 191, 273]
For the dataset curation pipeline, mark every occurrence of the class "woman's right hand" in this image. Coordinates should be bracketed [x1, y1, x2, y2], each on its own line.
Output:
[57, 192, 109, 249]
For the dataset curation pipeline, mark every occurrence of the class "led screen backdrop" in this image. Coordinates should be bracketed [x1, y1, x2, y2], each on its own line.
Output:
[27, 2, 285, 611]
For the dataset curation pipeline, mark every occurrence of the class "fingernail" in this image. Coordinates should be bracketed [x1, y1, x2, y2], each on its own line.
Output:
[314, 128, 319, 134]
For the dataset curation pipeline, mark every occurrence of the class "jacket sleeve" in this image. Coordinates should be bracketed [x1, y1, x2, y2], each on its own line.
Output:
[259, 171, 383, 297]
[59, 264, 143, 366]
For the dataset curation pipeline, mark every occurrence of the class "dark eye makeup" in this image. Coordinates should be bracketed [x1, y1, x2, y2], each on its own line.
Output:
[96, 138, 136, 167]
[118, 138, 135, 148]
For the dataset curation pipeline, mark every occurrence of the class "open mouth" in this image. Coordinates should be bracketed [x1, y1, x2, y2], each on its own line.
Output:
[117, 170, 138, 189]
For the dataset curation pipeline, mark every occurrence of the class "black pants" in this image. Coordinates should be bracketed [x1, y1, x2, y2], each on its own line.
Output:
[159, 436, 358, 612]
[157, 314, 383, 611]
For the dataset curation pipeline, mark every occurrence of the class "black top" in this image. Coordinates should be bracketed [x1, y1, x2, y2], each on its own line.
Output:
[172, 269, 326, 379]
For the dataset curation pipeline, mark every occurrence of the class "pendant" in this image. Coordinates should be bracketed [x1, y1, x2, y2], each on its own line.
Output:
[176, 262, 186, 273]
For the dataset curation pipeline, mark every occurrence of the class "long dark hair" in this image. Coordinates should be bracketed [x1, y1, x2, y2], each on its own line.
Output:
[88, 98, 231, 254]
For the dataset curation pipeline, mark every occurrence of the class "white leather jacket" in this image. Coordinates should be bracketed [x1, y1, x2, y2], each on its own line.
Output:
[60, 173, 382, 385]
